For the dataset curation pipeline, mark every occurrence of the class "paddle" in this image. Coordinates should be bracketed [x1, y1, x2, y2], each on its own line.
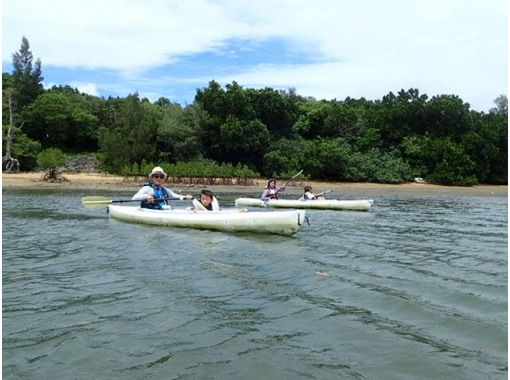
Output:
[81, 196, 183, 209]
[261, 169, 304, 205]
[303, 190, 333, 200]
[275, 169, 304, 195]
[316, 189, 333, 198]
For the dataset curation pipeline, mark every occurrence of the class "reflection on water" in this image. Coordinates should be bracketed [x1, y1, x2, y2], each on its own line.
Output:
[3, 190, 507, 379]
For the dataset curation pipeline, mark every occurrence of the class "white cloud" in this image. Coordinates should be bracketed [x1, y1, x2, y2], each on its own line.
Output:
[3, 0, 507, 110]
[213, 31, 506, 110]
[71, 82, 99, 97]
[3, 0, 248, 70]
[4, 0, 505, 69]
[44, 81, 99, 96]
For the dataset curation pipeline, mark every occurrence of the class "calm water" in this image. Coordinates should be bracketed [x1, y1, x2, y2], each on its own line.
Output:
[3, 189, 507, 379]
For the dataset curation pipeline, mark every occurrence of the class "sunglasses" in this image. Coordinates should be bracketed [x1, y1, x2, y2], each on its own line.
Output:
[152, 174, 165, 179]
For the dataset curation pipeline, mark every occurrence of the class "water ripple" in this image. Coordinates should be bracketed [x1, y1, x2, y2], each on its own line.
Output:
[2, 190, 507, 380]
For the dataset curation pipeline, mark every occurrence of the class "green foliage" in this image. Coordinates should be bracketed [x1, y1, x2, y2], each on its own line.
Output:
[121, 95, 159, 166]
[21, 91, 99, 150]
[302, 138, 352, 180]
[11, 130, 41, 170]
[248, 87, 296, 138]
[219, 117, 269, 167]
[195, 80, 227, 120]
[489, 94, 507, 115]
[346, 149, 413, 183]
[322, 102, 365, 140]
[98, 93, 160, 172]
[461, 111, 507, 184]
[197, 82, 302, 141]
[376, 88, 428, 147]
[10, 37, 44, 113]
[2, 124, 41, 170]
[292, 102, 330, 139]
[291, 99, 368, 141]
[355, 127, 381, 151]
[264, 136, 410, 184]
[157, 102, 203, 162]
[97, 127, 131, 173]
[263, 138, 307, 177]
[224, 81, 255, 120]
[49, 85, 105, 122]
[120, 159, 259, 178]
[422, 95, 471, 138]
[429, 161, 477, 186]
[402, 136, 477, 185]
[1, 37, 507, 186]
[2, 73, 13, 126]
[37, 148, 65, 170]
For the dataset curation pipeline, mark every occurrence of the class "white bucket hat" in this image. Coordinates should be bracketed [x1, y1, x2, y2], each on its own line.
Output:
[149, 166, 167, 178]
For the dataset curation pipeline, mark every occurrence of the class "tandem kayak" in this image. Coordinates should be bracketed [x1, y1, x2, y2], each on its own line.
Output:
[235, 198, 374, 211]
[108, 205, 306, 235]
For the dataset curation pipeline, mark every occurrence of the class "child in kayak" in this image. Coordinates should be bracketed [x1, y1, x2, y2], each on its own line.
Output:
[192, 189, 220, 211]
[260, 178, 285, 200]
[132, 166, 193, 209]
[299, 186, 326, 201]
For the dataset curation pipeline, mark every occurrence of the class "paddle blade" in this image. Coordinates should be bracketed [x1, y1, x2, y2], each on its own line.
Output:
[292, 169, 304, 179]
[81, 196, 113, 209]
[281, 169, 304, 189]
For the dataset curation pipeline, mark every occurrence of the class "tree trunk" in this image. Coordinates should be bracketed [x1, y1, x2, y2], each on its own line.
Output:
[3, 91, 20, 172]
[5, 91, 13, 159]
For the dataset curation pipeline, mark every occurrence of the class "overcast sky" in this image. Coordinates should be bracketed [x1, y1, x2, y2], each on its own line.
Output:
[2, 0, 507, 111]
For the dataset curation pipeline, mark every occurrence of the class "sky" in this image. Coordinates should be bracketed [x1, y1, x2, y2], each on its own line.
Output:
[2, 0, 507, 111]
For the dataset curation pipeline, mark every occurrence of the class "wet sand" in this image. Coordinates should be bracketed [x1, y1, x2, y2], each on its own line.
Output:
[2, 172, 507, 197]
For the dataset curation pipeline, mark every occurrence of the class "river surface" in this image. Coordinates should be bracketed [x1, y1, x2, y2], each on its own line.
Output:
[3, 189, 507, 379]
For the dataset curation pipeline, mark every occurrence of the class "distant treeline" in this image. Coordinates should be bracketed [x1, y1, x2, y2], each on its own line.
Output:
[2, 37, 508, 185]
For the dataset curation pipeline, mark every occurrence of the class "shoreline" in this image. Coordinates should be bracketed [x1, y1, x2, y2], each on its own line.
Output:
[2, 172, 507, 197]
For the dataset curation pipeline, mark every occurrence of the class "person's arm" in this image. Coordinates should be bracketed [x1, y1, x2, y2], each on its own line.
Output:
[260, 189, 270, 200]
[304, 192, 316, 200]
[132, 186, 153, 201]
[277, 185, 285, 192]
[165, 187, 194, 200]
[164, 187, 186, 200]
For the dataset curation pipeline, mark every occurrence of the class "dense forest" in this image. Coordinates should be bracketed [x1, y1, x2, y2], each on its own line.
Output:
[2, 38, 508, 185]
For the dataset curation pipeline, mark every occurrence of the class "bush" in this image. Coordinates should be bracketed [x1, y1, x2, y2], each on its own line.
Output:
[37, 148, 66, 170]
[302, 138, 352, 180]
[428, 161, 478, 186]
[346, 149, 413, 183]
[37, 148, 66, 181]
[119, 159, 260, 184]
[402, 136, 478, 185]
[262, 138, 306, 177]
[2, 125, 41, 171]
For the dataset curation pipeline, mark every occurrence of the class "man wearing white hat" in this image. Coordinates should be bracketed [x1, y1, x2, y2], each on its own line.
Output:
[132, 166, 193, 210]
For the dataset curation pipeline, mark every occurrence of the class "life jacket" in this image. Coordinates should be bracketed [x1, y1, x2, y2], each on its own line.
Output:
[266, 187, 279, 200]
[192, 197, 220, 211]
[192, 198, 211, 210]
[140, 181, 170, 210]
[299, 192, 315, 201]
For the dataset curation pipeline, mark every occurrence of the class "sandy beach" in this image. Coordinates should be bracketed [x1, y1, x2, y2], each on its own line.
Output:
[2, 172, 507, 197]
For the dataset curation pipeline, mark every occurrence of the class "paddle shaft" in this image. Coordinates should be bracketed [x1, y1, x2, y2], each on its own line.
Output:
[81, 195, 187, 209]
[112, 197, 181, 204]
[315, 190, 332, 197]
[276, 170, 303, 194]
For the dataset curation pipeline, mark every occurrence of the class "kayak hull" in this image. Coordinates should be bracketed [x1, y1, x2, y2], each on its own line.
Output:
[235, 198, 374, 211]
[108, 205, 306, 235]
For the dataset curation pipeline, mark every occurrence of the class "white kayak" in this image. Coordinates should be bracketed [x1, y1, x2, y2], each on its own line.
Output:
[235, 198, 374, 211]
[108, 205, 306, 235]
